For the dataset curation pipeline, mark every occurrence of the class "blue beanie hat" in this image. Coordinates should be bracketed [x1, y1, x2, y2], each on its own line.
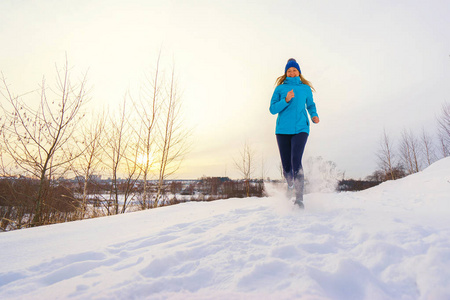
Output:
[285, 58, 301, 74]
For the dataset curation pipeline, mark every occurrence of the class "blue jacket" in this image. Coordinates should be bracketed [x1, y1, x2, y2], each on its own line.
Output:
[269, 76, 318, 135]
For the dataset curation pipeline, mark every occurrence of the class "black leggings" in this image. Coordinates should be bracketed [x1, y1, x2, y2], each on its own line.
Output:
[276, 132, 308, 186]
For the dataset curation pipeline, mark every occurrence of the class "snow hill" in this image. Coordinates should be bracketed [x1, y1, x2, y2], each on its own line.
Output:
[1, 158, 450, 300]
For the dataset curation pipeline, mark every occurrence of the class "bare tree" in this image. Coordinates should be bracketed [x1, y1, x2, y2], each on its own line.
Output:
[154, 66, 191, 207]
[399, 130, 413, 174]
[234, 142, 256, 197]
[120, 140, 142, 213]
[420, 127, 435, 167]
[134, 53, 162, 209]
[437, 133, 449, 158]
[103, 97, 141, 214]
[437, 102, 450, 157]
[72, 112, 105, 218]
[409, 130, 421, 173]
[399, 129, 420, 174]
[0, 59, 88, 226]
[376, 129, 397, 180]
[373, 102, 449, 180]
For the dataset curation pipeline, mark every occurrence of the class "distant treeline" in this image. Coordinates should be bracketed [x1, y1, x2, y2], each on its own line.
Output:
[337, 179, 381, 192]
[0, 176, 265, 232]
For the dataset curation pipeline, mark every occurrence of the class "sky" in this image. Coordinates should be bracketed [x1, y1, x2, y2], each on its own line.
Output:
[1, 0, 449, 180]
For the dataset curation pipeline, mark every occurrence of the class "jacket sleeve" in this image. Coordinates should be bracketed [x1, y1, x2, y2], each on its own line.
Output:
[306, 88, 318, 118]
[269, 87, 289, 115]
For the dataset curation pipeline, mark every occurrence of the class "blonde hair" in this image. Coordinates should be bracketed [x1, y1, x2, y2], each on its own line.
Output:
[275, 74, 316, 92]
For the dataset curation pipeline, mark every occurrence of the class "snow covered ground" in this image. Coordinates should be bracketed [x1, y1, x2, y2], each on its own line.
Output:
[1, 158, 449, 300]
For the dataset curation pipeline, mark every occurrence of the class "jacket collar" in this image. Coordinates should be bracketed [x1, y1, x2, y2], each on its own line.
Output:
[284, 76, 301, 85]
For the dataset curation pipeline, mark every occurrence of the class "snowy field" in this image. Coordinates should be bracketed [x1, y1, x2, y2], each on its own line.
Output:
[1, 158, 449, 300]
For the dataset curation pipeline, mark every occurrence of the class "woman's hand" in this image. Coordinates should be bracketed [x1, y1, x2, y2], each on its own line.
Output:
[285, 90, 295, 103]
[312, 116, 320, 124]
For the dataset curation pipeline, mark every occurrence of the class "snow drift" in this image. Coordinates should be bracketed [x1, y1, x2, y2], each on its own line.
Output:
[1, 158, 449, 300]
